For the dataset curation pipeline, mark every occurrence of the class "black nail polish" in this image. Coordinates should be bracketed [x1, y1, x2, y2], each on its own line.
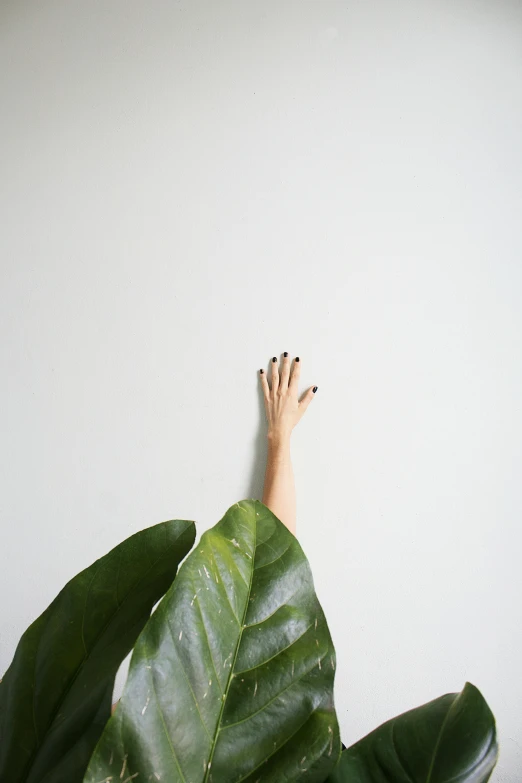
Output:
[284, 352, 288, 357]
[295, 357, 300, 362]
[313, 386, 318, 393]
[260, 369, 264, 374]
[272, 356, 277, 362]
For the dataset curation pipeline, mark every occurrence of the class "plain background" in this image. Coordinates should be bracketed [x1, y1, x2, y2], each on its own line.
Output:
[1, 1, 521, 780]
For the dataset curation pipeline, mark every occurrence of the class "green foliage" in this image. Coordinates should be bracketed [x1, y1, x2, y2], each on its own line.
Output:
[324, 683, 497, 783]
[84, 499, 341, 782]
[0, 518, 195, 783]
[0, 500, 498, 783]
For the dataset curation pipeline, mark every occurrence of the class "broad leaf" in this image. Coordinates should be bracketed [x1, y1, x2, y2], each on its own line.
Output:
[324, 681, 497, 783]
[84, 499, 341, 783]
[0, 518, 196, 783]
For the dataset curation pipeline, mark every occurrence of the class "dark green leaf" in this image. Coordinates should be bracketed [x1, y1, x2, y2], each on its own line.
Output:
[84, 499, 341, 783]
[0, 518, 196, 783]
[324, 682, 498, 783]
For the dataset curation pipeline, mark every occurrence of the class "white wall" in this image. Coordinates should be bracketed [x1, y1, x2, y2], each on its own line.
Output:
[1, 1, 521, 779]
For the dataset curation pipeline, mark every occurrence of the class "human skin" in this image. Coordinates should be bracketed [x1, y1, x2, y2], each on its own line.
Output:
[260, 352, 318, 536]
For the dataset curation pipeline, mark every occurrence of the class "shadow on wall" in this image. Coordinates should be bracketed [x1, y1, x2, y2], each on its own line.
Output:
[245, 367, 277, 500]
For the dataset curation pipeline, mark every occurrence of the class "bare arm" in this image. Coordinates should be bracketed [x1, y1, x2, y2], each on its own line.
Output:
[260, 353, 318, 536]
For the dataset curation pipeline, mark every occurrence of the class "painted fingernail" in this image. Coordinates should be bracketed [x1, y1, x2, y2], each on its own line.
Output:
[260, 369, 264, 374]
[313, 386, 318, 393]
[295, 357, 300, 362]
[284, 352, 288, 357]
[272, 356, 277, 362]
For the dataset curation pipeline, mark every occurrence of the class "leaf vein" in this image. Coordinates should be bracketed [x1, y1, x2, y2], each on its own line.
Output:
[222, 650, 330, 731]
[235, 620, 315, 676]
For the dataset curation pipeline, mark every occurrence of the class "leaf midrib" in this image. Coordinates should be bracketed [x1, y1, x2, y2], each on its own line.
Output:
[425, 693, 458, 783]
[202, 504, 257, 782]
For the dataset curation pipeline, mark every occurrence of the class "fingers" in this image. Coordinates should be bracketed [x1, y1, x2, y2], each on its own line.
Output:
[288, 355, 300, 391]
[270, 355, 279, 394]
[260, 354, 308, 398]
[280, 352, 291, 390]
[260, 366, 270, 402]
[298, 385, 317, 419]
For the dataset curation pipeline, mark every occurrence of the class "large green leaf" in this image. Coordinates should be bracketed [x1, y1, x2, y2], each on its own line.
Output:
[0, 517, 196, 783]
[84, 499, 341, 783]
[324, 682, 498, 783]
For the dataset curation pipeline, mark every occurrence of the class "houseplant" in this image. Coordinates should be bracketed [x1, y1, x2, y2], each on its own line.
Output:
[0, 500, 498, 782]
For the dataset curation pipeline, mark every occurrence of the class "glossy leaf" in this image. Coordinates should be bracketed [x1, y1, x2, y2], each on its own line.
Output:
[0, 518, 196, 783]
[84, 499, 341, 783]
[324, 682, 497, 783]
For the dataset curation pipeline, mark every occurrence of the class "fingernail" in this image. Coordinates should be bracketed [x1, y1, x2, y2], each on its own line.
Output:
[295, 357, 300, 362]
[284, 352, 288, 357]
[313, 386, 318, 393]
[260, 369, 264, 374]
[272, 356, 277, 362]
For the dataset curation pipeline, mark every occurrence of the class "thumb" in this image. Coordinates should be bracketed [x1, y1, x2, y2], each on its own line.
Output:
[298, 385, 318, 419]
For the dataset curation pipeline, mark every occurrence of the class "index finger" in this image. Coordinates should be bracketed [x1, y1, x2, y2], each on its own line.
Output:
[288, 356, 300, 391]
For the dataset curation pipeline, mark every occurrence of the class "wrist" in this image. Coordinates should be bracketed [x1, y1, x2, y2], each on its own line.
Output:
[267, 429, 292, 447]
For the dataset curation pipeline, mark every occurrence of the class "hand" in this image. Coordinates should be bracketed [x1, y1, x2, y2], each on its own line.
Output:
[260, 353, 318, 440]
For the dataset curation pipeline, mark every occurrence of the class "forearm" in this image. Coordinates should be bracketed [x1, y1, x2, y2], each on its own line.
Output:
[262, 433, 296, 536]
